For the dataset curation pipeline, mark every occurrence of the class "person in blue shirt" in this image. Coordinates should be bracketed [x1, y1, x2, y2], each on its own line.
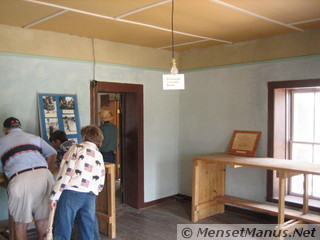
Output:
[0, 117, 57, 240]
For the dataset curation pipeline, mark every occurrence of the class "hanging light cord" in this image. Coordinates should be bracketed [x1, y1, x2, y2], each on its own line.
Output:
[171, 0, 174, 59]
[92, 38, 96, 80]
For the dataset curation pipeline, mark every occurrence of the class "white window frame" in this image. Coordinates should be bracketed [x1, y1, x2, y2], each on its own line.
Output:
[288, 88, 320, 200]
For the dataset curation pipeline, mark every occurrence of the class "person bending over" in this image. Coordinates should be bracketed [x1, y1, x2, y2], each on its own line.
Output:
[0, 117, 57, 240]
[50, 125, 105, 240]
[49, 130, 75, 167]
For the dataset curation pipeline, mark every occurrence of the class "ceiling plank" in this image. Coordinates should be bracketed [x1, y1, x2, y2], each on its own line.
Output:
[29, 11, 202, 48]
[24, 0, 232, 44]
[114, 0, 172, 19]
[222, 0, 320, 24]
[209, 0, 303, 31]
[0, 0, 318, 51]
[0, 0, 61, 27]
[23, 9, 68, 28]
[291, 18, 320, 26]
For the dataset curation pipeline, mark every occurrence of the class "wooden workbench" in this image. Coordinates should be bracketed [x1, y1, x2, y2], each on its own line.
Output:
[96, 163, 116, 239]
[0, 163, 116, 239]
[192, 154, 320, 237]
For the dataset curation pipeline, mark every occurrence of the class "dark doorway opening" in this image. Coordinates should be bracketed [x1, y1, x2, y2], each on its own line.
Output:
[90, 81, 144, 209]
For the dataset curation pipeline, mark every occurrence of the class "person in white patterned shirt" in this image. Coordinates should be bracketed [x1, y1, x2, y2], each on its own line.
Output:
[49, 125, 105, 240]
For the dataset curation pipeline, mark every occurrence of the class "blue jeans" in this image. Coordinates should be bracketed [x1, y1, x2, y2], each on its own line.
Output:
[74, 214, 101, 240]
[53, 190, 96, 240]
[74, 214, 100, 240]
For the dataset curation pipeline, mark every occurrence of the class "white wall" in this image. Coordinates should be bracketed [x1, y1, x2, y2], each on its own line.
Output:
[179, 55, 320, 201]
[0, 53, 180, 220]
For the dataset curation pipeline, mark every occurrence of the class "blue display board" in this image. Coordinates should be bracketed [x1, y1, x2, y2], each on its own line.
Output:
[38, 93, 81, 144]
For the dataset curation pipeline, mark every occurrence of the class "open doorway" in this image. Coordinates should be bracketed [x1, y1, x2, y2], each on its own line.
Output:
[98, 93, 123, 204]
[98, 93, 121, 180]
[90, 81, 145, 209]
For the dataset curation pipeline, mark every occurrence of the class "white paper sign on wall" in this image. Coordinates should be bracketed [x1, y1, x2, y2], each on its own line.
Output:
[162, 74, 185, 90]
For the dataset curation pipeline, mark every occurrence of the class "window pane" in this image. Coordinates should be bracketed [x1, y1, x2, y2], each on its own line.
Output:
[292, 92, 314, 142]
[290, 143, 313, 195]
[312, 145, 320, 197]
[315, 92, 320, 142]
[314, 145, 320, 164]
[291, 174, 304, 195]
[312, 175, 320, 197]
[291, 143, 313, 163]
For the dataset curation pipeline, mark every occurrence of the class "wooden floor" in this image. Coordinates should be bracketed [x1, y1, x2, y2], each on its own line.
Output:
[1, 198, 277, 240]
[107, 199, 276, 240]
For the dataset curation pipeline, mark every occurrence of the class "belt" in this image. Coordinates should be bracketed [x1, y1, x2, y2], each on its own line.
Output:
[9, 166, 47, 181]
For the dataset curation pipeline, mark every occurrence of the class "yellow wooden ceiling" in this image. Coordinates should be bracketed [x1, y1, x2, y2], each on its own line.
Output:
[1, 0, 320, 51]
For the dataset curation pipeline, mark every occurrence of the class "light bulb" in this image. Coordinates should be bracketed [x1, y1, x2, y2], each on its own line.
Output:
[170, 58, 178, 75]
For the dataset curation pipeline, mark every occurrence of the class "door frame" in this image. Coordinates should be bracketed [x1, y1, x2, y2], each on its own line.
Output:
[90, 80, 145, 209]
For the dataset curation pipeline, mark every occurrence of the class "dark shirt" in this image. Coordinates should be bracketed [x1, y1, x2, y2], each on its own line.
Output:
[99, 121, 118, 153]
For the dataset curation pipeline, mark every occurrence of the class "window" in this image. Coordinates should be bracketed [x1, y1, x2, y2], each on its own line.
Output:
[289, 89, 320, 198]
[267, 79, 320, 210]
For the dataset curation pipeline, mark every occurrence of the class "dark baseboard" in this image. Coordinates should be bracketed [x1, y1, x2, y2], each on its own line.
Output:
[141, 194, 180, 209]
[169, 194, 278, 222]
[141, 194, 278, 222]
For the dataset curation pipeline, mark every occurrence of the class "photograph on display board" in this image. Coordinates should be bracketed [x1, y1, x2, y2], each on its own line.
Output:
[45, 118, 59, 139]
[59, 96, 75, 113]
[62, 114, 77, 134]
[43, 96, 57, 117]
[38, 93, 81, 144]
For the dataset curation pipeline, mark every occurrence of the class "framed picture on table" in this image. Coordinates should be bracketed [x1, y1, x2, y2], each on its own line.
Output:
[38, 93, 81, 144]
[228, 130, 261, 157]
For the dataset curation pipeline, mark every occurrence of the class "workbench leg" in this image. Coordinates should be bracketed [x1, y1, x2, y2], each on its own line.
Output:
[303, 174, 309, 214]
[278, 175, 286, 240]
[192, 161, 199, 222]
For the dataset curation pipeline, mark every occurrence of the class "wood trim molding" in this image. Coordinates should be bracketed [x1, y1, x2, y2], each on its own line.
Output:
[267, 78, 320, 205]
[90, 80, 145, 209]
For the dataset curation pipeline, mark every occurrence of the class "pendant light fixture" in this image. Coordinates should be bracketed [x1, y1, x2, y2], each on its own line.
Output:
[163, 0, 185, 90]
[170, 0, 178, 75]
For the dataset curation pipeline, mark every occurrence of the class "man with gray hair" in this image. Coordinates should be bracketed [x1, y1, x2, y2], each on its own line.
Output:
[0, 117, 57, 240]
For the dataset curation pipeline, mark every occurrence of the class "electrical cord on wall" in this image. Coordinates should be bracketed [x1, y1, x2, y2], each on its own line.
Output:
[171, 0, 175, 59]
[92, 38, 96, 81]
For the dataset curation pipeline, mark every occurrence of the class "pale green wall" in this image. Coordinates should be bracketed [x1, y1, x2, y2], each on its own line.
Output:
[179, 55, 320, 201]
[1, 53, 320, 221]
[0, 53, 180, 220]
[1, 23, 320, 221]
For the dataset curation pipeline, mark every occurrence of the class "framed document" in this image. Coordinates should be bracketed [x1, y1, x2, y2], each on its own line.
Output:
[228, 130, 261, 157]
[38, 93, 81, 144]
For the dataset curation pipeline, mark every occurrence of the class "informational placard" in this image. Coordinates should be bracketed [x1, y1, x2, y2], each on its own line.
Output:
[228, 130, 261, 157]
[38, 93, 81, 144]
[163, 74, 185, 90]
